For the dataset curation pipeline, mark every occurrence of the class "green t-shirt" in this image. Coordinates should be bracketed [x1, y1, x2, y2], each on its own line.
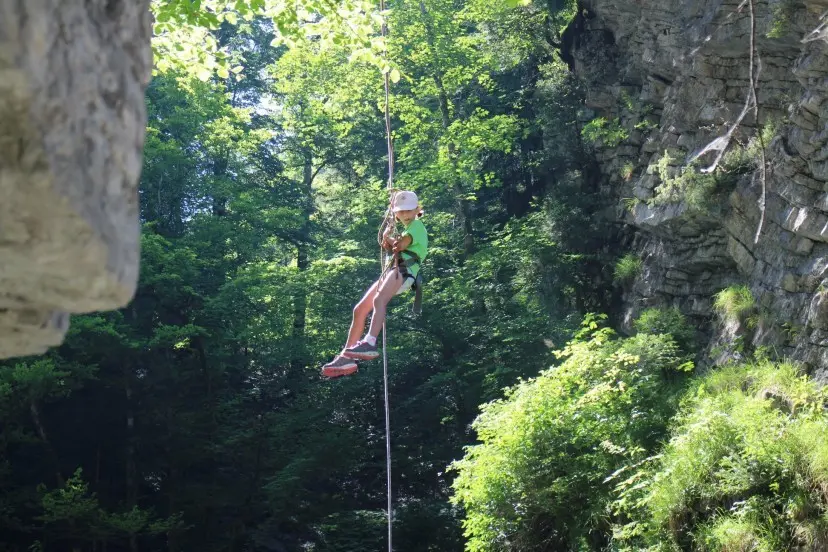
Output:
[400, 218, 428, 277]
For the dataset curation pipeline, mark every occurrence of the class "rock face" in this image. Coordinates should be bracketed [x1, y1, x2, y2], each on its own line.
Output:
[0, 1, 152, 358]
[568, 0, 828, 375]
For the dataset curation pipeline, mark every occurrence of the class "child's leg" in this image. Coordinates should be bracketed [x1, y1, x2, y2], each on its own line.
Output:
[366, 269, 405, 338]
[322, 279, 381, 377]
[337, 270, 404, 363]
[344, 280, 380, 350]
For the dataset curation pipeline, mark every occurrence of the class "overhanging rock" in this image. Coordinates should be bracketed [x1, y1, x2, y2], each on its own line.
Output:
[0, 1, 152, 358]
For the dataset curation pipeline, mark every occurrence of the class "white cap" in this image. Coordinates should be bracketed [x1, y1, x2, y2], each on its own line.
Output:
[392, 190, 419, 212]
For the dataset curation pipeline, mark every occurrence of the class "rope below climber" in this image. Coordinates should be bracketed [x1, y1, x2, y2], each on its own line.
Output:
[318, 2, 428, 550]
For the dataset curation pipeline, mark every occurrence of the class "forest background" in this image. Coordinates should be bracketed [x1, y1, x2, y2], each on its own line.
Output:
[5, 1, 828, 551]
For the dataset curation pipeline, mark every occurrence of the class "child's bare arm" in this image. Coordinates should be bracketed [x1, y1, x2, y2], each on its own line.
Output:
[392, 235, 413, 253]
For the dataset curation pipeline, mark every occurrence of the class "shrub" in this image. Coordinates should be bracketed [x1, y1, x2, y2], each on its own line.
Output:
[581, 117, 628, 147]
[718, 121, 779, 182]
[713, 285, 755, 324]
[767, 0, 796, 38]
[649, 151, 719, 211]
[633, 307, 695, 352]
[449, 315, 693, 552]
[614, 254, 642, 284]
[634, 118, 658, 132]
[650, 121, 778, 212]
[611, 360, 828, 551]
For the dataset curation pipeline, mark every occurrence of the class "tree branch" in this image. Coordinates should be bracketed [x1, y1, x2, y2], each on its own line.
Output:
[686, 0, 768, 242]
[749, 0, 768, 244]
[687, 1, 761, 173]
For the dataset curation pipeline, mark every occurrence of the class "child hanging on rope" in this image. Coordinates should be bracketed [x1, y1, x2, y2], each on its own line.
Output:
[322, 190, 428, 378]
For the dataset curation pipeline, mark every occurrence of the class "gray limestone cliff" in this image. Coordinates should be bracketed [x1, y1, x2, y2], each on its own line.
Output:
[567, 0, 828, 374]
[0, 1, 152, 358]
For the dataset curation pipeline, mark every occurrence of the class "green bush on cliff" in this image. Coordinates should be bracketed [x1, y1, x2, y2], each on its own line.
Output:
[582, 117, 628, 147]
[614, 254, 642, 284]
[450, 310, 828, 552]
[449, 315, 692, 551]
[612, 360, 828, 551]
[650, 121, 779, 212]
[719, 121, 779, 177]
[713, 284, 755, 324]
[649, 151, 719, 211]
[634, 306, 695, 352]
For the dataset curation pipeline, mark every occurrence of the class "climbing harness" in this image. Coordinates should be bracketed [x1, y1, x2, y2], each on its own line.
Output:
[384, 249, 423, 314]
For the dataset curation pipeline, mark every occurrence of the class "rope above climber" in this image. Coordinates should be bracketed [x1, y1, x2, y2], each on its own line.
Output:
[321, 190, 428, 378]
[321, 1, 406, 547]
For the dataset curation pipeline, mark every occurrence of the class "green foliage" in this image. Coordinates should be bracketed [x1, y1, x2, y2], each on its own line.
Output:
[614, 253, 642, 284]
[633, 307, 695, 352]
[581, 117, 628, 147]
[649, 151, 719, 211]
[311, 511, 389, 551]
[622, 196, 642, 213]
[151, 0, 387, 81]
[38, 469, 101, 529]
[767, 0, 796, 38]
[612, 360, 828, 551]
[634, 118, 658, 132]
[0, 359, 73, 403]
[650, 120, 778, 212]
[713, 284, 756, 324]
[37, 468, 181, 545]
[720, 140, 758, 177]
[719, 120, 779, 177]
[620, 161, 635, 181]
[0, 1, 604, 551]
[449, 316, 693, 551]
[619, 90, 635, 111]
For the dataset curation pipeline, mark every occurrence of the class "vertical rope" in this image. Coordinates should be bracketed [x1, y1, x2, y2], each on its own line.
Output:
[381, 2, 395, 189]
[381, 301, 392, 552]
[379, 1, 394, 550]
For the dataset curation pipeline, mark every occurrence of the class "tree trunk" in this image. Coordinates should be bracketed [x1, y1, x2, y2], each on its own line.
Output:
[124, 371, 136, 509]
[29, 400, 64, 486]
[194, 338, 217, 545]
[166, 405, 179, 552]
[435, 76, 475, 257]
[211, 155, 229, 217]
[419, 1, 475, 257]
[292, 242, 308, 350]
[290, 151, 313, 372]
[232, 399, 268, 552]
[123, 366, 141, 551]
[93, 446, 102, 552]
